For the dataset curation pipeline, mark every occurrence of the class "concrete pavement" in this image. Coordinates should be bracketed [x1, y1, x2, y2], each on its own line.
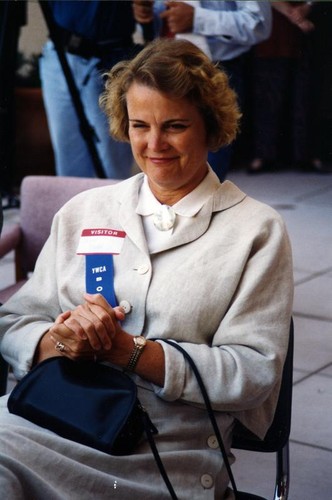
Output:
[228, 169, 332, 499]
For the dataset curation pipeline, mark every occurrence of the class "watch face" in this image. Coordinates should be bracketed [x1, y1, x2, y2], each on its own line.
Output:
[135, 336, 146, 347]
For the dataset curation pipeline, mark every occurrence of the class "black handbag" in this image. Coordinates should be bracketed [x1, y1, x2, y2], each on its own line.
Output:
[8, 356, 156, 456]
[8, 355, 178, 499]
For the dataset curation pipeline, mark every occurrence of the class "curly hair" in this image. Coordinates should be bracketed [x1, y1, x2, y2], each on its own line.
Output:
[100, 38, 241, 151]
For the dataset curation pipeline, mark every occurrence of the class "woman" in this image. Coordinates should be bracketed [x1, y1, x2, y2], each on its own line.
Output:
[0, 39, 293, 499]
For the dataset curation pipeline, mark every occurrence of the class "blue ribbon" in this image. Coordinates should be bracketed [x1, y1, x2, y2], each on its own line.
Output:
[85, 254, 117, 307]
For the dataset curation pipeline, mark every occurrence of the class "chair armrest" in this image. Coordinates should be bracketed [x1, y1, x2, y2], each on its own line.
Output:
[0, 224, 21, 258]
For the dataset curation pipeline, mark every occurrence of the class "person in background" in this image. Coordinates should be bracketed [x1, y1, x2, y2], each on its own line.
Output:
[307, 1, 332, 173]
[248, 1, 315, 174]
[134, 0, 272, 181]
[0, 39, 293, 499]
[40, 0, 142, 179]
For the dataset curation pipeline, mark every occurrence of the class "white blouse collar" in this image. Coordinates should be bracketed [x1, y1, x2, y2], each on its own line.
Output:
[136, 165, 220, 218]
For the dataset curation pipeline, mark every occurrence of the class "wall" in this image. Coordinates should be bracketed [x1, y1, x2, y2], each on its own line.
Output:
[15, 2, 54, 182]
[18, 1, 48, 56]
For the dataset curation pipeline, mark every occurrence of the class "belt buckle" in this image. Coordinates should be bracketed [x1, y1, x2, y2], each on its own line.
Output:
[65, 34, 95, 59]
[67, 34, 84, 53]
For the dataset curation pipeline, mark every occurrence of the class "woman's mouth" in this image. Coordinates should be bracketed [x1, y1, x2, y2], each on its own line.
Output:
[148, 156, 178, 164]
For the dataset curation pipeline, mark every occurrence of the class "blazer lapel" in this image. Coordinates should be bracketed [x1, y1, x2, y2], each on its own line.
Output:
[116, 175, 150, 255]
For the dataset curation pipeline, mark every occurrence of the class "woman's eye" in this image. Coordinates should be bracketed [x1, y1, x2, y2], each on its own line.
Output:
[131, 123, 147, 129]
[167, 123, 187, 131]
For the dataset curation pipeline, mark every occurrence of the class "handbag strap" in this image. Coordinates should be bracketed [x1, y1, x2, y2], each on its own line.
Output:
[141, 409, 178, 500]
[159, 339, 238, 495]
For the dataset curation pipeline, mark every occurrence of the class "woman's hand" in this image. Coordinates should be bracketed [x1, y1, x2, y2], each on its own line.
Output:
[47, 294, 126, 361]
[35, 294, 165, 386]
[57, 293, 125, 349]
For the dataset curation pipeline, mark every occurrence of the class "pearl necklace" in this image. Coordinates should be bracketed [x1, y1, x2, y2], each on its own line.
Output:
[153, 205, 176, 231]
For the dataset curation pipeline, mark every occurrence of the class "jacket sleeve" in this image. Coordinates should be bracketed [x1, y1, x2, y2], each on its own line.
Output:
[193, 1, 272, 45]
[154, 210, 293, 419]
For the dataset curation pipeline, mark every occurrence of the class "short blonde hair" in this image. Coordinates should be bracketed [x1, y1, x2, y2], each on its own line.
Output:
[100, 38, 241, 151]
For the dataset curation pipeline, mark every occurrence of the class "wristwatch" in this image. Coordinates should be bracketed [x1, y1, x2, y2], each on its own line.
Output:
[126, 336, 147, 372]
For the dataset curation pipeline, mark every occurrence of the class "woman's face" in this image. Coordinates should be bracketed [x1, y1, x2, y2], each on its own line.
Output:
[126, 83, 209, 204]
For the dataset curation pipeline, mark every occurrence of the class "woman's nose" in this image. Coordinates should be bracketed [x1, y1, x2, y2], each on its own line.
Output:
[148, 130, 168, 151]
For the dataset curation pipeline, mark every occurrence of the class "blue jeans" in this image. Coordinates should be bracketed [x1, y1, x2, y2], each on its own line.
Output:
[39, 41, 133, 178]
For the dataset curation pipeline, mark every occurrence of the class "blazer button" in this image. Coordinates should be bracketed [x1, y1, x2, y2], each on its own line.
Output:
[137, 264, 150, 275]
[207, 435, 219, 449]
[200, 473, 214, 489]
[119, 300, 132, 314]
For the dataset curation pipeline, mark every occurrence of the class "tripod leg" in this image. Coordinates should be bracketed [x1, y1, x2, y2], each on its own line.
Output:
[38, 1, 106, 178]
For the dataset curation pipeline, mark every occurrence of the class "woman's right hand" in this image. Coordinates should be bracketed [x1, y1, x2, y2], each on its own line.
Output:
[35, 295, 125, 364]
[52, 294, 125, 352]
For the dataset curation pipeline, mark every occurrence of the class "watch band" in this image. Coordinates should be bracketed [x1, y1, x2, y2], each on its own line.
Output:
[126, 336, 147, 372]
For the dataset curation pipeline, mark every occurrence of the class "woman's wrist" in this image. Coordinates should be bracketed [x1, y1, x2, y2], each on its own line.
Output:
[104, 330, 133, 366]
[33, 330, 59, 366]
[134, 340, 165, 387]
[105, 333, 165, 387]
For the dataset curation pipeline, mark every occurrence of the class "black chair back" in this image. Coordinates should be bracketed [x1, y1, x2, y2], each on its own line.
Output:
[0, 354, 8, 396]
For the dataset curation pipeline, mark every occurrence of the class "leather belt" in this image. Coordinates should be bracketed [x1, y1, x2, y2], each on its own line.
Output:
[57, 25, 133, 59]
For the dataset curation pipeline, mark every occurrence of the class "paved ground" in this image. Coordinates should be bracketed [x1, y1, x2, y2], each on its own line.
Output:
[227, 169, 332, 499]
[1, 169, 332, 499]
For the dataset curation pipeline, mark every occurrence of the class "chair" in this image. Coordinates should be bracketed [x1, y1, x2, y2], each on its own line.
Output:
[0, 175, 116, 304]
[0, 355, 7, 396]
[232, 319, 294, 500]
[0, 175, 117, 395]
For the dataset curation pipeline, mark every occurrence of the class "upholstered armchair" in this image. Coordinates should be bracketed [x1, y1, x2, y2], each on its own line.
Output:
[0, 175, 116, 304]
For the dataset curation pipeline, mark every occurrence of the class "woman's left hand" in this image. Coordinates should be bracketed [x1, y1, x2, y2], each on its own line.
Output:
[49, 293, 126, 360]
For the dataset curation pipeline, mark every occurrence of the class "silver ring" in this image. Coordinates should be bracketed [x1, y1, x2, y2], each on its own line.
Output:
[55, 341, 66, 352]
